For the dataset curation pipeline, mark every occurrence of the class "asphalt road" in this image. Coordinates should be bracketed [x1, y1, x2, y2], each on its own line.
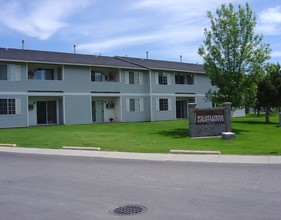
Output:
[0, 152, 281, 220]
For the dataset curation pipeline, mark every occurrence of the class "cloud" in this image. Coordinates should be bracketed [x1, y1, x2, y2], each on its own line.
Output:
[76, 0, 249, 59]
[257, 6, 281, 35]
[259, 6, 281, 23]
[0, 0, 92, 40]
[271, 50, 281, 58]
[78, 35, 158, 53]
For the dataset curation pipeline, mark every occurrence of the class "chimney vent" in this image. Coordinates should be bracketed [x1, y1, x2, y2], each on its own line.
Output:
[73, 45, 76, 54]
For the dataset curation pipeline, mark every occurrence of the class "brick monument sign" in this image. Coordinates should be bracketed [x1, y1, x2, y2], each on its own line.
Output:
[188, 102, 232, 137]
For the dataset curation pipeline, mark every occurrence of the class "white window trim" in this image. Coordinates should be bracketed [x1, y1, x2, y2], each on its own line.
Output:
[16, 98, 21, 114]
[156, 98, 172, 111]
[6, 64, 21, 81]
[0, 98, 21, 115]
[155, 72, 171, 85]
[126, 98, 144, 112]
[125, 71, 143, 85]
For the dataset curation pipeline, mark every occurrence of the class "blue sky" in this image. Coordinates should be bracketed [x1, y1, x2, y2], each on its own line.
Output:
[0, 0, 280, 64]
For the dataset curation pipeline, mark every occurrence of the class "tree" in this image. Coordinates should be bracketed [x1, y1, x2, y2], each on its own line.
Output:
[256, 63, 281, 123]
[198, 3, 271, 108]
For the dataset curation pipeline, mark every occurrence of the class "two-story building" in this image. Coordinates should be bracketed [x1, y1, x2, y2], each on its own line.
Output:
[0, 48, 215, 128]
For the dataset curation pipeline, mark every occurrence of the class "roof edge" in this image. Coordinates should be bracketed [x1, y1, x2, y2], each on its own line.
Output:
[115, 56, 150, 69]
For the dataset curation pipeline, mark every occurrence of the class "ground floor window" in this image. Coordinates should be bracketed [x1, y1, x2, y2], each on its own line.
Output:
[126, 98, 144, 112]
[159, 98, 169, 111]
[0, 99, 16, 115]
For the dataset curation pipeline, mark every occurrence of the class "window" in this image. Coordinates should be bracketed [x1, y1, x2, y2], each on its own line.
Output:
[28, 67, 62, 80]
[187, 73, 194, 84]
[126, 98, 144, 112]
[175, 75, 185, 84]
[28, 68, 60, 80]
[0, 99, 16, 115]
[158, 72, 168, 85]
[130, 99, 138, 111]
[175, 73, 194, 85]
[159, 98, 169, 111]
[129, 72, 139, 84]
[91, 71, 102, 81]
[37, 69, 54, 80]
[0, 64, 21, 81]
[0, 65, 7, 80]
[125, 71, 143, 85]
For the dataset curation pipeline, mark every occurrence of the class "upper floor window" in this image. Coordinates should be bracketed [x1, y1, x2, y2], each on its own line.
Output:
[155, 72, 171, 85]
[91, 71, 102, 82]
[28, 68, 62, 80]
[187, 73, 194, 84]
[159, 72, 168, 85]
[175, 75, 185, 84]
[125, 71, 143, 85]
[0, 64, 21, 81]
[91, 71, 115, 82]
[175, 73, 194, 85]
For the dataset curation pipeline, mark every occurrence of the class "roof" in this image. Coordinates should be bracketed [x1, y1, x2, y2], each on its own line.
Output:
[0, 48, 144, 69]
[116, 56, 204, 73]
[0, 47, 204, 73]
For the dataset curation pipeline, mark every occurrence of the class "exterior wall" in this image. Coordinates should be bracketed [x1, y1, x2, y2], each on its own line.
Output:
[0, 59, 214, 127]
[0, 62, 28, 127]
[152, 96, 176, 121]
[92, 97, 121, 123]
[64, 95, 92, 124]
[120, 69, 150, 94]
[150, 71, 214, 121]
[28, 96, 63, 126]
[64, 66, 91, 92]
[0, 95, 28, 128]
[196, 96, 212, 108]
[121, 96, 150, 122]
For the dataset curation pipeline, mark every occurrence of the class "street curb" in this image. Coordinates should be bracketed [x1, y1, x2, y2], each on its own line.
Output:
[0, 147, 280, 164]
[0, 144, 17, 147]
[62, 146, 101, 151]
[170, 150, 221, 155]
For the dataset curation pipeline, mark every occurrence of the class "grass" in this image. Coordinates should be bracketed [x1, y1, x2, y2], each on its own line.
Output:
[0, 113, 280, 155]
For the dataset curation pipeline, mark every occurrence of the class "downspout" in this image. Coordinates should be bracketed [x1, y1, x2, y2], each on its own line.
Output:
[119, 68, 123, 122]
[149, 69, 153, 122]
[26, 63, 29, 127]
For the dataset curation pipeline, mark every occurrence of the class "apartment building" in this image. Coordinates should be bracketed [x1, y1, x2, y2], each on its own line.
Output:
[0, 48, 214, 128]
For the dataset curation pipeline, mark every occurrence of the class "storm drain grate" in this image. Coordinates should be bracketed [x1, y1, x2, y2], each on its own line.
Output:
[109, 205, 147, 216]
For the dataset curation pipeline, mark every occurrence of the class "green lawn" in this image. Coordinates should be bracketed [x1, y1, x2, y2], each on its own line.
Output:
[0, 113, 280, 155]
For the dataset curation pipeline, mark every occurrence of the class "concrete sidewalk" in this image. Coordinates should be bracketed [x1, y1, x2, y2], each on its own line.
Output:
[1, 146, 281, 164]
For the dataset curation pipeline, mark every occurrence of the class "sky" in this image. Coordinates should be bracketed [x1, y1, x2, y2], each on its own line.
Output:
[0, 0, 280, 64]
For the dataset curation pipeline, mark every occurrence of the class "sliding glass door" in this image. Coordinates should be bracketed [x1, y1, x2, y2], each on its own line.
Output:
[37, 101, 57, 124]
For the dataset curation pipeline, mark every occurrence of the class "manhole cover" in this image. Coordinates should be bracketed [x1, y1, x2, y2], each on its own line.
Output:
[109, 204, 147, 216]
